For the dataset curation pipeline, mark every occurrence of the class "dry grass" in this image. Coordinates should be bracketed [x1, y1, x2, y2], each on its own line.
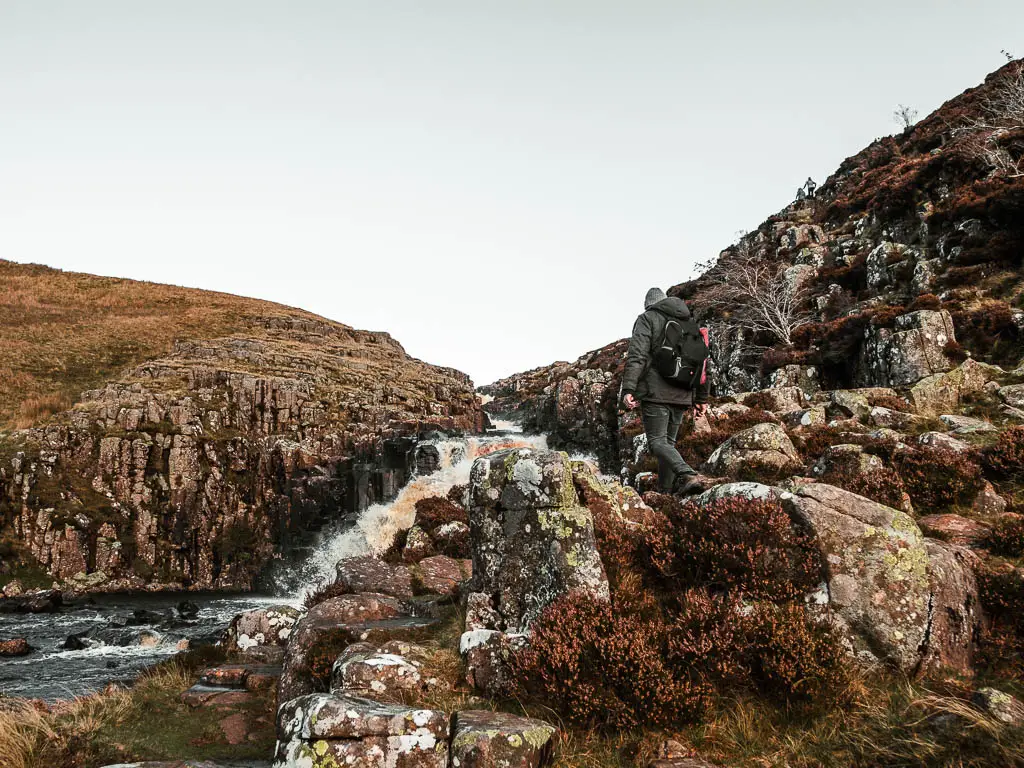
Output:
[0, 658, 272, 768]
[13, 393, 73, 429]
[0, 701, 55, 768]
[0, 259, 331, 429]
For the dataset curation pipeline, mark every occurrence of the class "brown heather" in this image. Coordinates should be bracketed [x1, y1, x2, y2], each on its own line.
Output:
[0, 259, 336, 429]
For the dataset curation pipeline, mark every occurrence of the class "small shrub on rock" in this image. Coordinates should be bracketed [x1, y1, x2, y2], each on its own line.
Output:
[977, 567, 1024, 679]
[413, 495, 468, 531]
[790, 425, 849, 463]
[744, 602, 854, 708]
[818, 462, 907, 510]
[302, 580, 352, 610]
[983, 516, 1024, 558]
[642, 495, 823, 602]
[304, 629, 352, 690]
[893, 447, 983, 510]
[980, 427, 1024, 484]
[446, 484, 467, 507]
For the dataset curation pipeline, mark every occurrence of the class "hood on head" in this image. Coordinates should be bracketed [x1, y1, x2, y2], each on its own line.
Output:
[648, 296, 691, 320]
[644, 287, 667, 309]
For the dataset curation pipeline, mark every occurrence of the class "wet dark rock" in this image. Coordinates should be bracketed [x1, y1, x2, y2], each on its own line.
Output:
[0, 589, 62, 614]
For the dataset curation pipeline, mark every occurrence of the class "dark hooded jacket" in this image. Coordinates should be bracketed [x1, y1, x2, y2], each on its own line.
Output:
[620, 297, 711, 407]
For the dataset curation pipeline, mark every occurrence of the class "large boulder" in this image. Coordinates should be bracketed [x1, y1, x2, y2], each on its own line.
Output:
[779, 484, 931, 673]
[466, 448, 609, 633]
[277, 594, 431, 704]
[859, 310, 956, 388]
[275, 693, 449, 768]
[450, 710, 557, 768]
[332, 647, 426, 699]
[919, 540, 982, 676]
[910, 359, 993, 416]
[225, 606, 302, 657]
[780, 483, 978, 675]
[335, 556, 414, 600]
[703, 423, 800, 478]
[463, 448, 609, 694]
[737, 386, 805, 413]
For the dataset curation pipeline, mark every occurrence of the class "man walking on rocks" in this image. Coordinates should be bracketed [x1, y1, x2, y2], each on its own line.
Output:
[621, 287, 710, 496]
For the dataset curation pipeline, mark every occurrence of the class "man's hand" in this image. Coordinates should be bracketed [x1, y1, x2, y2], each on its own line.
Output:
[693, 403, 708, 417]
[623, 394, 639, 410]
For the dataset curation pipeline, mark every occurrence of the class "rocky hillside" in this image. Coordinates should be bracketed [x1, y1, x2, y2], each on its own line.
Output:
[483, 61, 1024, 469]
[0, 261, 483, 591]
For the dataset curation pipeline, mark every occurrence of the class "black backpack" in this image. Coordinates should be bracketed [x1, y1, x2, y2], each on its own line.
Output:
[651, 316, 709, 389]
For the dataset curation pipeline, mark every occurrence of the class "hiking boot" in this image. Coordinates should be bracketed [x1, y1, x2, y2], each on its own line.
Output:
[673, 473, 705, 497]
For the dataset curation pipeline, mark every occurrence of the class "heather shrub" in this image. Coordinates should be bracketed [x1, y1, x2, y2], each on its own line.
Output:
[302, 580, 351, 610]
[591, 501, 667, 594]
[511, 591, 712, 729]
[891, 447, 983, 510]
[980, 427, 1024, 484]
[446, 484, 468, 507]
[513, 587, 853, 728]
[790, 425, 849, 463]
[744, 602, 855, 707]
[983, 516, 1024, 558]
[818, 461, 907, 510]
[977, 567, 1024, 679]
[304, 629, 352, 690]
[413, 495, 468, 531]
[642, 495, 823, 602]
[732, 457, 803, 484]
[907, 293, 942, 312]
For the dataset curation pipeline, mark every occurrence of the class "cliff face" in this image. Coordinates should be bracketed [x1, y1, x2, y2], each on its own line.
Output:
[484, 62, 1024, 469]
[0, 265, 483, 591]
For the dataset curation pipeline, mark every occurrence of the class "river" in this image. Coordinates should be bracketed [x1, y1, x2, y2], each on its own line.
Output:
[0, 426, 546, 702]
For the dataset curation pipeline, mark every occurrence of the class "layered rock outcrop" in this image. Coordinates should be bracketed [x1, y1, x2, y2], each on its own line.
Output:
[0, 314, 482, 591]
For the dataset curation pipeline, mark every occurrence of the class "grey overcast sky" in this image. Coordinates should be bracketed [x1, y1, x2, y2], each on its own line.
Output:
[0, 2, 1020, 385]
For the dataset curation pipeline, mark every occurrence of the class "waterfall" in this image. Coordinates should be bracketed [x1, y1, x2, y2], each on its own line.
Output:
[282, 429, 548, 601]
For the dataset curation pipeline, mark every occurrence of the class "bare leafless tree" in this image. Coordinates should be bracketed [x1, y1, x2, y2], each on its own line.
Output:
[697, 236, 813, 347]
[893, 104, 918, 129]
[956, 63, 1024, 178]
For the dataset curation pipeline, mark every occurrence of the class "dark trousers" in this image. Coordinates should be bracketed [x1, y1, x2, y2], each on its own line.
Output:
[641, 401, 696, 492]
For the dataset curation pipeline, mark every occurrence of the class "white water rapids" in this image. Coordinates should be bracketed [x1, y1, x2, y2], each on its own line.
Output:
[282, 426, 549, 601]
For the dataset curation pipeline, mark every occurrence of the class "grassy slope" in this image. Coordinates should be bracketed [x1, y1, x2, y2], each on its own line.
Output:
[0, 259, 341, 430]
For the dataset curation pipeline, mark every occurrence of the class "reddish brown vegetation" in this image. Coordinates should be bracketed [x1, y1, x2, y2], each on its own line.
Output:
[892, 447, 984, 510]
[978, 567, 1024, 680]
[983, 516, 1024, 558]
[979, 427, 1024, 484]
[511, 495, 851, 728]
[818, 462, 907, 511]
[413, 496, 468, 531]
